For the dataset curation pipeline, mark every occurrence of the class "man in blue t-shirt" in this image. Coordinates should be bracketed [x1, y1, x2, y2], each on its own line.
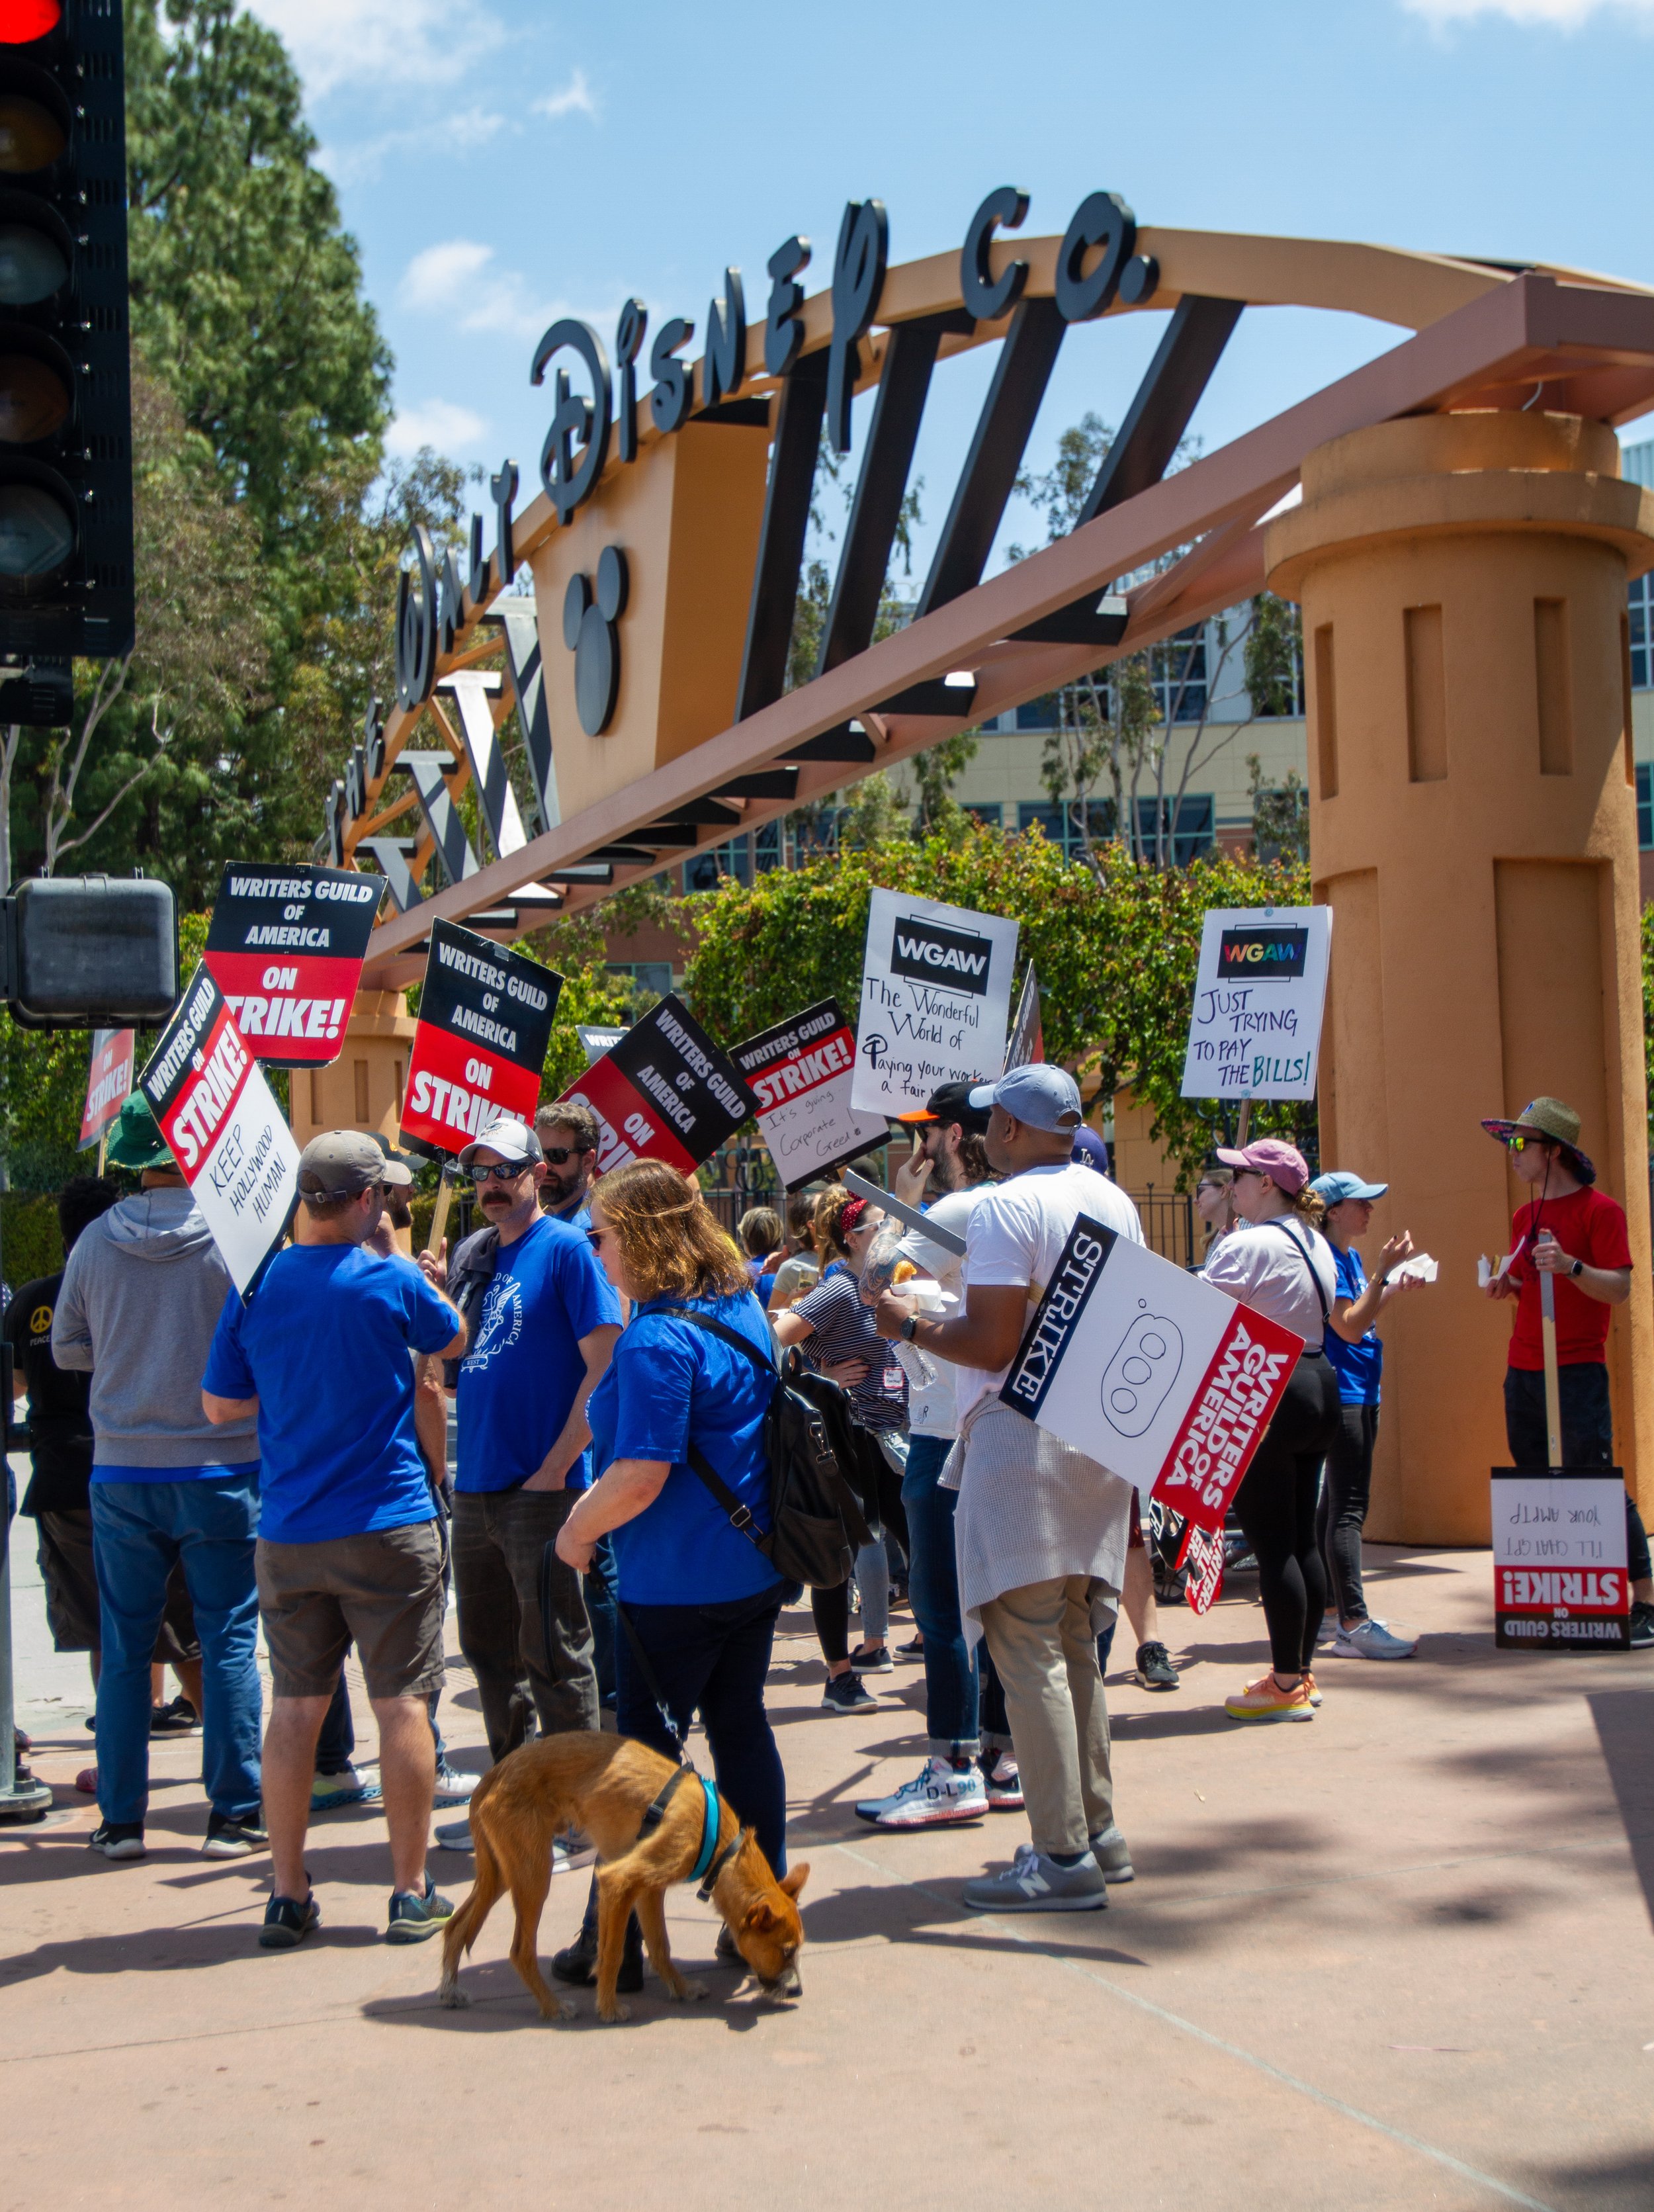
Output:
[423, 1115, 621, 1792]
[202, 1131, 466, 1950]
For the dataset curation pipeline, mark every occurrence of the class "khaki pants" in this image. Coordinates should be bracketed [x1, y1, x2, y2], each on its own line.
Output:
[977, 1574, 1115, 1858]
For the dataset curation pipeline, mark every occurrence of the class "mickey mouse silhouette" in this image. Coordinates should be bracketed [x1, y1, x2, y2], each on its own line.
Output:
[563, 545, 628, 736]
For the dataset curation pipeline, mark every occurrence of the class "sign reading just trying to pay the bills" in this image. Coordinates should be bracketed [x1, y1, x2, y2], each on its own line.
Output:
[1180, 906, 1332, 1102]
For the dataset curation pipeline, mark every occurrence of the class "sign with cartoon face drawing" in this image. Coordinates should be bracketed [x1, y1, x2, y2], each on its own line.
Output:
[998, 1217, 1302, 1527]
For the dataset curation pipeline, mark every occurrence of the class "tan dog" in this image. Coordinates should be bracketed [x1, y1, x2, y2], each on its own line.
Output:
[438, 1732, 808, 2023]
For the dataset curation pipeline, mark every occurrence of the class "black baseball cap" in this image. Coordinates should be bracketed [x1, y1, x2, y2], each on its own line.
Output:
[893, 1079, 991, 1135]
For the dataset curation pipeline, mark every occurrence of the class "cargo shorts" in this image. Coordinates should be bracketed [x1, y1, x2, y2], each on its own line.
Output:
[256, 1517, 445, 1701]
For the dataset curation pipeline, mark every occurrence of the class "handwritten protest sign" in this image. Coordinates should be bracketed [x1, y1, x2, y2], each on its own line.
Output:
[998, 1217, 1302, 1526]
[560, 995, 757, 1174]
[202, 863, 382, 1067]
[850, 889, 1018, 1119]
[400, 920, 562, 1157]
[1179, 906, 1332, 1102]
[78, 1027, 133, 1151]
[138, 967, 300, 1292]
[1490, 1468, 1630, 1650]
[731, 1000, 889, 1189]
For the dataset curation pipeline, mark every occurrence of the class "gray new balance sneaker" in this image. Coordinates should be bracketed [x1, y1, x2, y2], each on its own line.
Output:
[1088, 1824, 1135, 1883]
[961, 1844, 1108, 1913]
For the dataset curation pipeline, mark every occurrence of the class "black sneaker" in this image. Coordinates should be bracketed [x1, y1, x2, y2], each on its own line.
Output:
[1631, 1601, 1654, 1650]
[259, 1891, 320, 1950]
[386, 1874, 455, 1944]
[1135, 1640, 1180, 1691]
[89, 1821, 146, 1861]
[550, 1920, 644, 1992]
[896, 1634, 925, 1659]
[203, 1812, 269, 1859]
[848, 1644, 894, 1674]
[820, 1671, 878, 1714]
[150, 1697, 199, 1735]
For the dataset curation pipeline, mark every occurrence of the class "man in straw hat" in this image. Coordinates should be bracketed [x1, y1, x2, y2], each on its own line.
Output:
[1481, 1096, 1653, 1648]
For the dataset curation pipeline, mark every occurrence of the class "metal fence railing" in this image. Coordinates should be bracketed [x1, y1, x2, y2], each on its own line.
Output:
[1127, 1186, 1202, 1270]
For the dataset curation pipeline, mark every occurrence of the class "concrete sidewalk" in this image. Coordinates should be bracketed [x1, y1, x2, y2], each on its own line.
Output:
[2, 1536, 1651, 2211]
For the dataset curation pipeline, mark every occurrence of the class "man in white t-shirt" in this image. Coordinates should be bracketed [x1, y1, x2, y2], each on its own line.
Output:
[875, 1063, 1141, 1914]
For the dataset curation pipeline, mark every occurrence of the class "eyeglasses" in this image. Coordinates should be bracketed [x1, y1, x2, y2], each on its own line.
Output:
[472, 1161, 529, 1184]
[541, 1145, 588, 1165]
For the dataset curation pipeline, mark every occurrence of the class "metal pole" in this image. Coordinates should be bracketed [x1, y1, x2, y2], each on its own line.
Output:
[1540, 1270, 1564, 1469]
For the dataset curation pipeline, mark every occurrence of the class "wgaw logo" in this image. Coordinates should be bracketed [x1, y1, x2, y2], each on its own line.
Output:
[1218, 926, 1309, 979]
[890, 916, 993, 997]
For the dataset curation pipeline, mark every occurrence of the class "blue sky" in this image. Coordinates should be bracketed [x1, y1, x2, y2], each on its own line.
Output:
[248, 0, 1654, 580]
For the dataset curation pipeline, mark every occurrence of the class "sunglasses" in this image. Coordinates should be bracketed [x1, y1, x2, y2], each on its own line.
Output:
[541, 1144, 590, 1165]
[586, 1224, 611, 1249]
[1503, 1133, 1550, 1155]
[472, 1161, 531, 1184]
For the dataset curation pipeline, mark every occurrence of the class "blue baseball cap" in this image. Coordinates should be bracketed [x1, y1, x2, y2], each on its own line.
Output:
[1071, 1126, 1110, 1174]
[968, 1063, 1082, 1133]
[1309, 1171, 1389, 1206]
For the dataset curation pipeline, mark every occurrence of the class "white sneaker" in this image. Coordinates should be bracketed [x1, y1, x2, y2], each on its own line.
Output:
[855, 1757, 988, 1829]
[433, 1765, 477, 1806]
[1334, 1616, 1416, 1660]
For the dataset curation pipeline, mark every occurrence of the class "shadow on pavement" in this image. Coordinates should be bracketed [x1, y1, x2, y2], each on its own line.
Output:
[1587, 1687, 1654, 1930]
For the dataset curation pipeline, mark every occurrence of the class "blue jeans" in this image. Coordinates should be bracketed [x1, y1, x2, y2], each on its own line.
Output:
[91, 1476, 263, 1828]
[901, 1433, 979, 1758]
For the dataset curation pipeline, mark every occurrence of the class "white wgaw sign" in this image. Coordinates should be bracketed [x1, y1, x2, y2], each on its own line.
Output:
[1180, 906, 1332, 1102]
[850, 889, 1019, 1119]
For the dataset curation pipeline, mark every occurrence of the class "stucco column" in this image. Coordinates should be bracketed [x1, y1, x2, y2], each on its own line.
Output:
[287, 988, 419, 1153]
[1266, 412, 1654, 1544]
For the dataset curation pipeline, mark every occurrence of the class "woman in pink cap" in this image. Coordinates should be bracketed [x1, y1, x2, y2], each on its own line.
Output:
[1200, 1138, 1342, 1722]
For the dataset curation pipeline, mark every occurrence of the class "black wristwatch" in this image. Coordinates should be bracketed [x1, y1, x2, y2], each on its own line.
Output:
[900, 1312, 920, 1341]
[1570, 1259, 1583, 1279]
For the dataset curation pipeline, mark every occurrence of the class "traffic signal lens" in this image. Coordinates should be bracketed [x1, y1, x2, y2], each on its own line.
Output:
[0, 95, 62, 171]
[0, 350, 65, 439]
[0, 3, 62, 42]
[0, 216, 62, 302]
[0, 477, 71, 582]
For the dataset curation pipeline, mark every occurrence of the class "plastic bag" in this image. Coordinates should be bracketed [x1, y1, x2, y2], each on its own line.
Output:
[859, 1214, 937, 1388]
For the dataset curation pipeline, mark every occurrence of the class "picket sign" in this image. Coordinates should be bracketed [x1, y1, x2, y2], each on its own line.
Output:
[138, 966, 300, 1294]
[1180, 905, 1332, 1103]
[998, 1215, 1303, 1528]
[851, 889, 1019, 1118]
[731, 998, 888, 1190]
[400, 920, 562, 1160]
[560, 993, 757, 1174]
[1003, 963, 1044, 1071]
[1490, 1467, 1630, 1650]
[202, 863, 383, 1069]
[78, 1026, 134, 1154]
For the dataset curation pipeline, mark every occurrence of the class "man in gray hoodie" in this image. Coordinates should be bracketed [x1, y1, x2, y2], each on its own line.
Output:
[52, 1095, 264, 1861]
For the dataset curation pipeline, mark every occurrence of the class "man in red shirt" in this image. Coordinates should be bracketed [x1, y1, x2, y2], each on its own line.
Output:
[1482, 1096, 1652, 1647]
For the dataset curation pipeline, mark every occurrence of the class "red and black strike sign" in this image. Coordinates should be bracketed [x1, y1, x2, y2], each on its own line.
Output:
[202, 863, 384, 1067]
[139, 966, 302, 1292]
[78, 1026, 134, 1149]
[559, 994, 758, 1174]
[730, 998, 888, 1189]
[401, 919, 562, 1159]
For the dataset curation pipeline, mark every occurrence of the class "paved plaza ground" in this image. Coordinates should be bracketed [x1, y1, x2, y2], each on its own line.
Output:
[2, 1526, 1651, 2211]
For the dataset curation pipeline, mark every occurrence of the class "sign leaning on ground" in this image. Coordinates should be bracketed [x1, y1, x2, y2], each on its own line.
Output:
[202, 864, 384, 1067]
[732, 998, 889, 1189]
[851, 890, 1019, 1120]
[562, 995, 758, 1174]
[1489, 1467, 1631, 1649]
[999, 1216, 1303, 1526]
[1180, 906, 1333, 1102]
[78, 1028, 134, 1151]
[139, 967, 301, 1293]
[400, 920, 562, 1157]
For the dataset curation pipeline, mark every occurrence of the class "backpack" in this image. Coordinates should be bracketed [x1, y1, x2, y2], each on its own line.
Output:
[657, 1305, 875, 1589]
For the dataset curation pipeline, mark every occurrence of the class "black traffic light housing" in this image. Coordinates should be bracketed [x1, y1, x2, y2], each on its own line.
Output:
[0, 0, 132, 671]
[1, 873, 175, 1027]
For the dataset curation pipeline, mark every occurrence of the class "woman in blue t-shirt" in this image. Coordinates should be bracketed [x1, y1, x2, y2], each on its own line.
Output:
[552, 1159, 787, 1992]
[1311, 1172, 1426, 1661]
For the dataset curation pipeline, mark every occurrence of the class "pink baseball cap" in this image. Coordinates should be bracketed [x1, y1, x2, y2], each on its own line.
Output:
[1215, 1138, 1311, 1194]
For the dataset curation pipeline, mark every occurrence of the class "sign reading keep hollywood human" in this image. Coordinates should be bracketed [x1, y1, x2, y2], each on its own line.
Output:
[850, 889, 1019, 1119]
[1180, 905, 1332, 1102]
[732, 999, 889, 1189]
[401, 920, 562, 1157]
[202, 863, 384, 1067]
[560, 994, 757, 1174]
[999, 1217, 1303, 1526]
[138, 967, 301, 1293]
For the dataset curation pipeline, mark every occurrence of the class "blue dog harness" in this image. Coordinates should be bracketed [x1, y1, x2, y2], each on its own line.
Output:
[634, 1763, 738, 1900]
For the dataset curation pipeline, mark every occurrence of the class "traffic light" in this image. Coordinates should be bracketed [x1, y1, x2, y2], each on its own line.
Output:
[0, 0, 132, 673]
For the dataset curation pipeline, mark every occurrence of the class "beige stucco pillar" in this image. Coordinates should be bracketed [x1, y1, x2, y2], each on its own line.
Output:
[1266, 412, 1654, 1544]
[287, 988, 418, 1154]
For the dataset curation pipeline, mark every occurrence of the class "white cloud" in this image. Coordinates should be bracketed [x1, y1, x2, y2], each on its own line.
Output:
[1402, 0, 1654, 23]
[532, 68, 598, 120]
[398, 237, 576, 339]
[245, 0, 505, 98]
[386, 400, 488, 457]
[320, 105, 508, 185]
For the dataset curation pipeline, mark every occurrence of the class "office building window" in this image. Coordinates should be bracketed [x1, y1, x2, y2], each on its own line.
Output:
[1016, 799, 1116, 858]
[1016, 695, 1061, 731]
[1631, 574, 1653, 691]
[683, 836, 752, 892]
[605, 960, 673, 999]
[1638, 762, 1653, 849]
[965, 801, 1003, 828]
[1135, 793, 1215, 864]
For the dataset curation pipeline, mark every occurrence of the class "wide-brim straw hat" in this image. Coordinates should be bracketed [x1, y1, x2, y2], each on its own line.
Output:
[1481, 1096, 1596, 1186]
